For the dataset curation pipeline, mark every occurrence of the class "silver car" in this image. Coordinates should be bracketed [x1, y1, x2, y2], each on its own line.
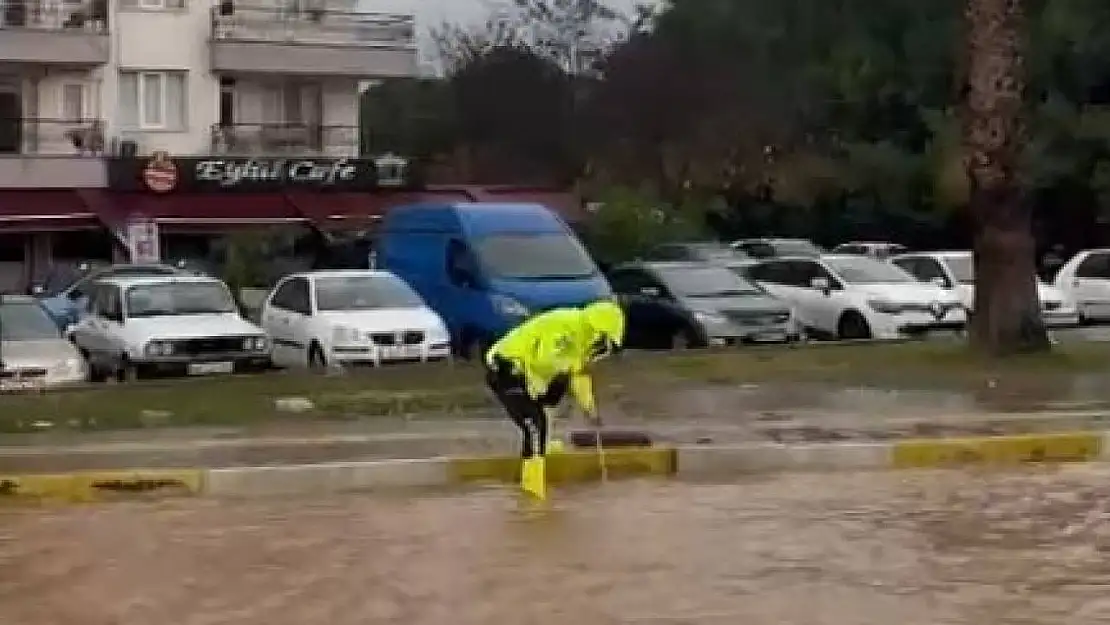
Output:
[0, 295, 86, 390]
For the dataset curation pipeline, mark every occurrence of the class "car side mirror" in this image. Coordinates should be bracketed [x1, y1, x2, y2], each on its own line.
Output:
[809, 277, 830, 293]
[930, 276, 950, 289]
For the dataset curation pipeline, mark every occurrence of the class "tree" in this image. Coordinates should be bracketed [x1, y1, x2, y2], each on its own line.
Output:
[963, 0, 1049, 353]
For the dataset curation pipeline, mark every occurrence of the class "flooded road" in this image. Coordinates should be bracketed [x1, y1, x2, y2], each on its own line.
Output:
[6, 467, 1110, 624]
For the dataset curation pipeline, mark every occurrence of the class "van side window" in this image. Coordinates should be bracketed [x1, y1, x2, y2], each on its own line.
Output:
[446, 239, 478, 287]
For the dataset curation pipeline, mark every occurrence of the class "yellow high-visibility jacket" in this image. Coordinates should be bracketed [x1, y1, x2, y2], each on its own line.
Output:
[485, 307, 605, 415]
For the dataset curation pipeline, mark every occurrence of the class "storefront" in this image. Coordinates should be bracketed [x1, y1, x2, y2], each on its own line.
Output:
[0, 152, 581, 291]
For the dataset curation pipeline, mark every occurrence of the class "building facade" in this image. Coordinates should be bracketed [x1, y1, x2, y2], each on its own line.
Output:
[0, 0, 576, 291]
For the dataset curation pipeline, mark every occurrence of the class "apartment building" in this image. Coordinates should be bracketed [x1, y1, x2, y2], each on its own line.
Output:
[0, 0, 427, 289]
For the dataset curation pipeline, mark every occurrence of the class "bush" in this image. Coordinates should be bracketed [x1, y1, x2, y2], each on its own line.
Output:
[579, 186, 716, 265]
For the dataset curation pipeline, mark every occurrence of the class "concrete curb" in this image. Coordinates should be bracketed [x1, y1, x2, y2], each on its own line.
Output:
[1, 431, 1106, 503]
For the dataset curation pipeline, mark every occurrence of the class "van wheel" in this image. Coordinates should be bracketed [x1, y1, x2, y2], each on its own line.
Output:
[837, 312, 872, 341]
[307, 342, 327, 369]
[112, 355, 139, 383]
[82, 349, 107, 383]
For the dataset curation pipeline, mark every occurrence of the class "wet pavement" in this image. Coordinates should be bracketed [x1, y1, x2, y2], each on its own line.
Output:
[6, 465, 1110, 624]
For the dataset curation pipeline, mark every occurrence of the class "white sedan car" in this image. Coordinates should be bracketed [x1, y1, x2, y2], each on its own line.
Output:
[743, 254, 966, 340]
[71, 275, 271, 381]
[1053, 248, 1110, 322]
[891, 250, 1079, 327]
[260, 270, 451, 369]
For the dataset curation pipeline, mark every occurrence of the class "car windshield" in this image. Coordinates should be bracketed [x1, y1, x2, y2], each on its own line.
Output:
[657, 266, 765, 298]
[474, 233, 598, 280]
[945, 255, 976, 284]
[0, 301, 62, 340]
[688, 243, 749, 263]
[824, 257, 917, 284]
[314, 275, 424, 311]
[126, 281, 238, 317]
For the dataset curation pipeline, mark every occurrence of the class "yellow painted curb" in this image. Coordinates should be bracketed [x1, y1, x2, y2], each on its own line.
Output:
[892, 432, 1102, 469]
[0, 469, 204, 503]
[448, 447, 677, 485]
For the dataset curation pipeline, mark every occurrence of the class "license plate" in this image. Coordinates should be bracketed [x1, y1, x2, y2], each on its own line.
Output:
[381, 346, 421, 359]
[751, 331, 787, 343]
[0, 379, 43, 392]
[187, 361, 234, 375]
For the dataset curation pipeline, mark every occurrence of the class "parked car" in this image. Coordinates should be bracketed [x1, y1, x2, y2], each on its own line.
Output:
[70, 275, 270, 381]
[891, 250, 1079, 327]
[831, 241, 908, 259]
[1052, 248, 1110, 323]
[641, 241, 750, 266]
[379, 202, 611, 358]
[731, 238, 825, 259]
[607, 261, 797, 349]
[260, 270, 451, 369]
[742, 255, 966, 340]
[36, 262, 185, 331]
[0, 295, 86, 390]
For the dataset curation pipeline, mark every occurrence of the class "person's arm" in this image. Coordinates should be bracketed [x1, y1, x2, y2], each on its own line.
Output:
[568, 368, 599, 423]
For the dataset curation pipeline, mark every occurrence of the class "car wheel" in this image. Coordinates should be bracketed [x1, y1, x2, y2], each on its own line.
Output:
[307, 342, 327, 370]
[837, 311, 872, 341]
[113, 355, 139, 383]
[82, 349, 107, 383]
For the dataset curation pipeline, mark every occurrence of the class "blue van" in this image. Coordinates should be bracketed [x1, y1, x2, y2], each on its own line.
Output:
[378, 202, 612, 357]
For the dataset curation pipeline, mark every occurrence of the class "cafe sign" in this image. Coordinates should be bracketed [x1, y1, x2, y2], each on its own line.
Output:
[109, 154, 417, 192]
[195, 158, 362, 188]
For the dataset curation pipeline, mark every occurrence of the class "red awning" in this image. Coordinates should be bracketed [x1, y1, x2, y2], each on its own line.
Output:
[113, 193, 304, 230]
[0, 190, 98, 231]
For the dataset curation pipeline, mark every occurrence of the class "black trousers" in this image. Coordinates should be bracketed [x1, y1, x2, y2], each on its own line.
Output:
[486, 356, 569, 458]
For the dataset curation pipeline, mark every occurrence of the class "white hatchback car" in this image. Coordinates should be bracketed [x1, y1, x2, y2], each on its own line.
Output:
[71, 275, 271, 381]
[1053, 248, 1110, 323]
[260, 270, 451, 369]
[743, 255, 966, 340]
[892, 250, 1079, 327]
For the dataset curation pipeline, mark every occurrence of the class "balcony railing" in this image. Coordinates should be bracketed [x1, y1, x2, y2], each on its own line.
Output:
[211, 123, 358, 156]
[0, 118, 105, 156]
[210, 5, 413, 47]
[0, 0, 108, 32]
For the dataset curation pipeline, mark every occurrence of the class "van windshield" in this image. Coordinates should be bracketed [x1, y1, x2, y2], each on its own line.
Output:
[474, 233, 598, 280]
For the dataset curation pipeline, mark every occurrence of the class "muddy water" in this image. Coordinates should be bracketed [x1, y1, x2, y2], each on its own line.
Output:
[5, 467, 1110, 624]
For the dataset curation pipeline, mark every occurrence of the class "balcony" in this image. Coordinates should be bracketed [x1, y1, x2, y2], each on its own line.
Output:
[0, 118, 107, 188]
[209, 5, 416, 77]
[211, 123, 359, 157]
[0, 0, 109, 65]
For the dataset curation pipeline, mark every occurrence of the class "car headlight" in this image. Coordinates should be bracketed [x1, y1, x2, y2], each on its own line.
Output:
[771, 311, 791, 323]
[867, 299, 906, 314]
[331, 326, 361, 343]
[143, 340, 173, 356]
[693, 310, 727, 325]
[491, 294, 529, 317]
[252, 336, 268, 351]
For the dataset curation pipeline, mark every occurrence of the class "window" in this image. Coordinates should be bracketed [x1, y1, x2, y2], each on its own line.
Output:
[125, 281, 237, 317]
[446, 239, 479, 287]
[746, 261, 790, 285]
[271, 278, 310, 314]
[120, 0, 185, 9]
[784, 261, 839, 288]
[61, 84, 85, 121]
[0, 301, 62, 340]
[93, 284, 121, 318]
[608, 269, 654, 294]
[1076, 253, 1110, 279]
[118, 71, 187, 130]
[822, 257, 913, 285]
[472, 234, 597, 280]
[656, 266, 763, 298]
[314, 275, 424, 312]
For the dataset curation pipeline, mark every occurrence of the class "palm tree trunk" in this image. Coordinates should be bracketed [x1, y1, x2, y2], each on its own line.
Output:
[963, 0, 1048, 354]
